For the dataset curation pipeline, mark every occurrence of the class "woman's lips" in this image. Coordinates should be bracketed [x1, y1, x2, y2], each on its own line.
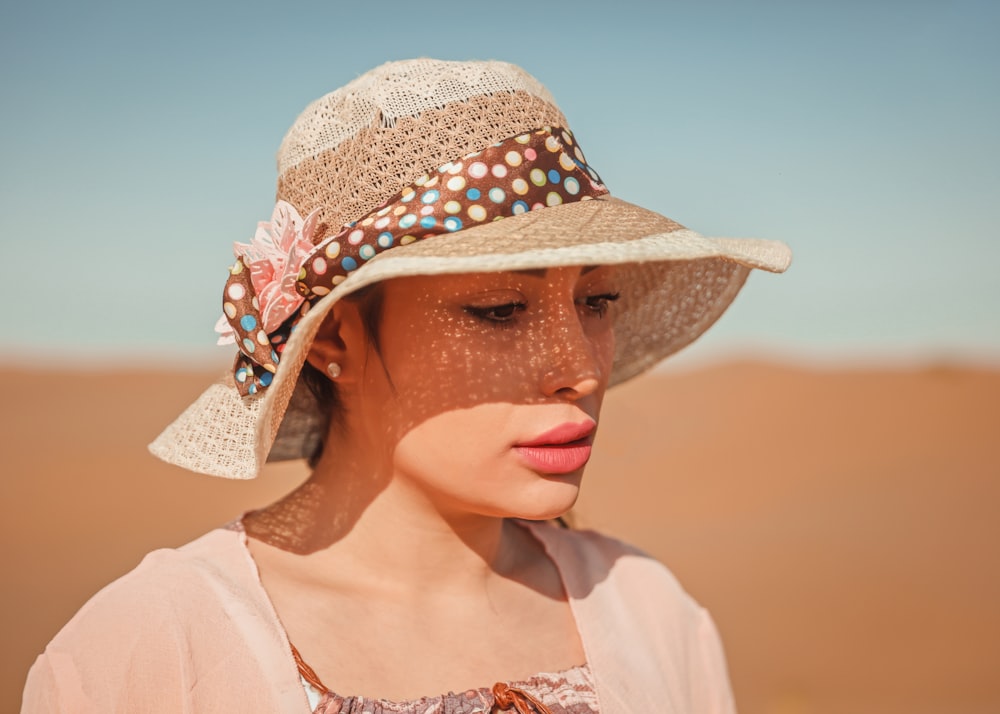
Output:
[514, 421, 596, 474]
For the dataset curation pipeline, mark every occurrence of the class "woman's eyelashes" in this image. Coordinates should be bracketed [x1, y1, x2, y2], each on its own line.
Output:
[463, 302, 528, 327]
[579, 292, 621, 318]
[462, 291, 621, 327]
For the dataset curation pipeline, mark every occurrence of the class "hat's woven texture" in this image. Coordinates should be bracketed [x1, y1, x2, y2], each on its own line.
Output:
[277, 61, 565, 240]
[149, 59, 791, 479]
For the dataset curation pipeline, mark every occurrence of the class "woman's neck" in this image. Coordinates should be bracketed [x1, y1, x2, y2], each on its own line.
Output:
[243, 450, 533, 596]
[241, 435, 583, 698]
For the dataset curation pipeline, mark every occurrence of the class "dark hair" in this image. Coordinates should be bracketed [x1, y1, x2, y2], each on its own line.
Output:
[301, 284, 386, 467]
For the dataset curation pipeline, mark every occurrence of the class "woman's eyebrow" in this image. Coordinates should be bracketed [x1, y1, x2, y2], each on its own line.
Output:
[513, 265, 602, 279]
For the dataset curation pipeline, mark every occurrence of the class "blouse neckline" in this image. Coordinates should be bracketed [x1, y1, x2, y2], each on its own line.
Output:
[230, 517, 599, 712]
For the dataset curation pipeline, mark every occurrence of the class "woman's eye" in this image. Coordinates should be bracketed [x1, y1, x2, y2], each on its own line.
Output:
[463, 302, 527, 324]
[581, 292, 621, 317]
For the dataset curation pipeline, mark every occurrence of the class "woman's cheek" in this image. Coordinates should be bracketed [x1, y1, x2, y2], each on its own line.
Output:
[391, 407, 506, 488]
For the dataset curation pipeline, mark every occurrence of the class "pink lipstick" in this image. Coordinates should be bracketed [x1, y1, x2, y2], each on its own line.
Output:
[514, 421, 596, 474]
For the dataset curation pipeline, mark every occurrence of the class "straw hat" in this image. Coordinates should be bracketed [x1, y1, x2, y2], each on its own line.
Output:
[150, 58, 791, 479]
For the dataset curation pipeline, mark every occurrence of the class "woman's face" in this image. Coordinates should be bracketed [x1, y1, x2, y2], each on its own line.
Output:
[331, 265, 619, 521]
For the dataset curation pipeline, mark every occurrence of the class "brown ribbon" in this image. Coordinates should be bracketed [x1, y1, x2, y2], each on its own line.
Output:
[491, 682, 555, 714]
[223, 125, 608, 396]
[290, 643, 328, 693]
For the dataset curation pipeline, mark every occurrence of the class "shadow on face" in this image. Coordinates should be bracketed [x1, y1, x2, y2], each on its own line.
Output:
[246, 266, 622, 547]
[345, 266, 619, 440]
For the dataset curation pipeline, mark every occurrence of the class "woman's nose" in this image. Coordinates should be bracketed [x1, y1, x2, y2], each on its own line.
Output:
[537, 313, 607, 400]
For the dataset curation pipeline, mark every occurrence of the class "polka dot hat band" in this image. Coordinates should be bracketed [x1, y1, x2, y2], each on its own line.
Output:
[216, 126, 608, 396]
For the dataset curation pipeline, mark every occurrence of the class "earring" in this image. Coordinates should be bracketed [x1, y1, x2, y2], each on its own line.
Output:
[326, 362, 342, 379]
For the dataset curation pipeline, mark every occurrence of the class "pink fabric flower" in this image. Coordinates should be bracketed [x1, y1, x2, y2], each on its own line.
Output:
[215, 201, 321, 344]
[214, 314, 237, 345]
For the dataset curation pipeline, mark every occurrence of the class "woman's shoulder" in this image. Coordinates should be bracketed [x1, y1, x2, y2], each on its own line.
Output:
[69, 524, 251, 615]
[521, 520, 736, 712]
[33, 524, 252, 656]
[21, 524, 297, 713]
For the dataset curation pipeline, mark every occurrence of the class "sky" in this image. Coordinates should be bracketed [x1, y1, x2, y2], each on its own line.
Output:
[1, 0, 998, 370]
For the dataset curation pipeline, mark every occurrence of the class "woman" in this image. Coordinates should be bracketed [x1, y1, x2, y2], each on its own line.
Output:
[22, 59, 790, 713]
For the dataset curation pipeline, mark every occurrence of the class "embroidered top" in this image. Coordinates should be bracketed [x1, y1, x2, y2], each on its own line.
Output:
[299, 662, 599, 714]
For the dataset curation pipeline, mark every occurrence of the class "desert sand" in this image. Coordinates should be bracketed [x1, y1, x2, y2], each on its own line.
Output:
[3, 362, 998, 713]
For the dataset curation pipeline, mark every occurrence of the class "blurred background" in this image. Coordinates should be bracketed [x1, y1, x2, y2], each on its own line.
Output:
[2, 1, 998, 712]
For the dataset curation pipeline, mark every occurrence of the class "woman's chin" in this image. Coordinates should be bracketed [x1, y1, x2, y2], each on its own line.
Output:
[504, 476, 582, 521]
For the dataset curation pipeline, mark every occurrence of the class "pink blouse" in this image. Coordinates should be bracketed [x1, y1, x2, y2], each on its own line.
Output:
[22, 521, 736, 713]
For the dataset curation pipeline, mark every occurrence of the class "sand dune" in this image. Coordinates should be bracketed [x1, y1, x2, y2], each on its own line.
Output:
[3, 363, 998, 713]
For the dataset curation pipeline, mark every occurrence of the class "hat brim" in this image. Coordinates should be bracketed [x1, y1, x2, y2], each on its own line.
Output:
[149, 196, 790, 479]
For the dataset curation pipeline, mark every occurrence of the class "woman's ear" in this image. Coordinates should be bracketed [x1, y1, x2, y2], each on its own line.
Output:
[305, 301, 362, 381]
